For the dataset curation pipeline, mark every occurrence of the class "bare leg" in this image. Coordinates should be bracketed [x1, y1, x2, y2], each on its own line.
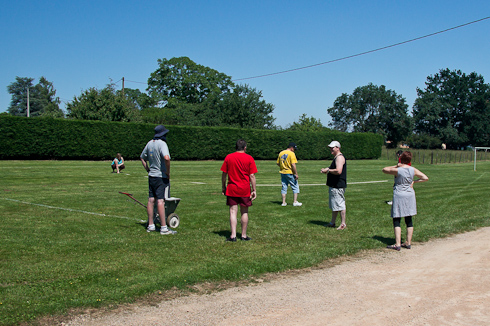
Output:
[293, 193, 299, 203]
[394, 226, 402, 247]
[281, 193, 287, 205]
[406, 227, 413, 245]
[229, 205, 238, 238]
[338, 210, 346, 229]
[330, 211, 338, 225]
[156, 199, 166, 227]
[147, 197, 155, 225]
[240, 206, 249, 238]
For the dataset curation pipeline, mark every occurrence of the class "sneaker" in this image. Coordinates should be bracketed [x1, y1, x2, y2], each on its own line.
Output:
[226, 237, 237, 242]
[241, 236, 252, 241]
[160, 228, 177, 235]
[281, 203, 287, 206]
[293, 202, 302, 207]
[147, 224, 156, 232]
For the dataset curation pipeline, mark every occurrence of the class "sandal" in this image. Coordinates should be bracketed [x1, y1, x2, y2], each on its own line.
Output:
[326, 222, 336, 228]
[401, 243, 411, 249]
[337, 223, 346, 230]
[386, 244, 401, 251]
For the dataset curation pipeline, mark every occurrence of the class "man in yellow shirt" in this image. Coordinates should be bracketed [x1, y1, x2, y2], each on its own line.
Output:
[277, 142, 302, 207]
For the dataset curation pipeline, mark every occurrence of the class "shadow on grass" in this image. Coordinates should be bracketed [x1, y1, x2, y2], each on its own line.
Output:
[213, 230, 232, 239]
[309, 220, 330, 228]
[372, 235, 394, 245]
[270, 201, 285, 206]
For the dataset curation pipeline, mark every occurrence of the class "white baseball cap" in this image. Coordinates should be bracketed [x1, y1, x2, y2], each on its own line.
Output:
[328, 141, 341, 148]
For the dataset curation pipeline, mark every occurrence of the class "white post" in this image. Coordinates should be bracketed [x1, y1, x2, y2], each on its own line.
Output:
[474, 148, 477, 171]
[27, 87, 30, 117]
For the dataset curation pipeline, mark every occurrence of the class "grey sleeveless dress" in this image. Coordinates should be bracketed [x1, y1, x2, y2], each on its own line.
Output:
[391, 167, 417, 218]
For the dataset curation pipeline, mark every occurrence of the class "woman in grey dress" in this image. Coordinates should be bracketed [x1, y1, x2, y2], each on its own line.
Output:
[382, 151, 429, 251]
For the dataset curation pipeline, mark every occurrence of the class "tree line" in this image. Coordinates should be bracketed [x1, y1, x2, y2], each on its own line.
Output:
[5, 57, 490, 150]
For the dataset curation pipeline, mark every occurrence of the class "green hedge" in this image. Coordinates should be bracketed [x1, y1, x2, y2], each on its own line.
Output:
[0, 116, 383, 160]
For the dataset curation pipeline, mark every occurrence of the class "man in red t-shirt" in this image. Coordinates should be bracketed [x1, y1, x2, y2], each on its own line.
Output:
[221, 139, 257, 242]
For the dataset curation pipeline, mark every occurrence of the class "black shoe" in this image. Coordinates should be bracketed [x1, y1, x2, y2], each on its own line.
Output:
[240, 236, 252, 241]
[226, 237, 237, 242]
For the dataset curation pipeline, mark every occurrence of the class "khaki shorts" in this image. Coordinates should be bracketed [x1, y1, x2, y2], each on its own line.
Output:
[329, 187, 346, 211]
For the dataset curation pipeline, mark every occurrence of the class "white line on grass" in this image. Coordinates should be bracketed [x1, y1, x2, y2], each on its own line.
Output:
[257, 180, 389, 186]
[0, 198, 142, 221]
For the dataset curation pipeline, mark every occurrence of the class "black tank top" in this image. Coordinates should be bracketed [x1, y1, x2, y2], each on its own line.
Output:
[326, 154, 347, 188]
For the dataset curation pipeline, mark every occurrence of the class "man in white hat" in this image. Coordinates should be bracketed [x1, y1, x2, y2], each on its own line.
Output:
[321, 141, 347, 230]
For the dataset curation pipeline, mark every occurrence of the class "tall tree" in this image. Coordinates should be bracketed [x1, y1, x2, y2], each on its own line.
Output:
[7, 76, 62, 117]
[35, 77, 63, 118]
[145, 57, 276, 129]
[66, 84, 141, 122]
[123, 88, 157, 110]
[327, 83, 412, 147]
[147, 57, 234, 104]
[218, 84, 276, 129]
[413, 69, 490, 149]
[287, 114, 326, 131]
[155, 85, 277, 129]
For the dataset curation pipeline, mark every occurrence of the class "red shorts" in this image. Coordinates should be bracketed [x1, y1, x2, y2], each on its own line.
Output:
[226, 196, 252, 207]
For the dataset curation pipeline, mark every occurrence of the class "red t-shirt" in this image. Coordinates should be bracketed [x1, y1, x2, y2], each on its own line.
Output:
[221, 152, 258, 197]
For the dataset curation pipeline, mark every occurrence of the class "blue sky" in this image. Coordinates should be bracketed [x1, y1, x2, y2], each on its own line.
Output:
[1, 1, 490, 127]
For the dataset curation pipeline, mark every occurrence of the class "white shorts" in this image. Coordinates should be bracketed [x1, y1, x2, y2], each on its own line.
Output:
[329, 187, 346, 211]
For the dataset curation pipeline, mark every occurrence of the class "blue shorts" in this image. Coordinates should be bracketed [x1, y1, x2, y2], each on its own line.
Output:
[148, 177, 170, 200]
[281, 174, 300, 194]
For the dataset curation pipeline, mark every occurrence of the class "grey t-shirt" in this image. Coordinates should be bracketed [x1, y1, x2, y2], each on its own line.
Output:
[140, 139, 171, 178]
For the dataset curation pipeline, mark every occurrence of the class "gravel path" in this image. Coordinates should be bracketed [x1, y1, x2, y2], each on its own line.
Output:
[66, 227, 490, 326]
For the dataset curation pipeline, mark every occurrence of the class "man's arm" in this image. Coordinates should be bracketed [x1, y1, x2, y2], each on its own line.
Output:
[291, 163, 298, 179]
[164, 155, 170, 179]
[140, 157, 149, 173]
[222, 172, 227, 195]
[327, 155, 345, 175]
[249, 173, 257, 200]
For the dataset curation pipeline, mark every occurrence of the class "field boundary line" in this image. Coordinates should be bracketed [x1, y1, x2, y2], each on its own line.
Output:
[0, 197, 141, 221]
[257, 180, 389, 186]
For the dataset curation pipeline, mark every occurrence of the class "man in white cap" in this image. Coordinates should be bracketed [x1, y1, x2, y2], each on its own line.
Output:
[321, 141, 347, 230]
[140, 125, 177, 235]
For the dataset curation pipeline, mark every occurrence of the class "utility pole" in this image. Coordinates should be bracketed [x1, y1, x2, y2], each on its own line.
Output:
[27, 87, 30, 117]
[122, 77, 125, 96]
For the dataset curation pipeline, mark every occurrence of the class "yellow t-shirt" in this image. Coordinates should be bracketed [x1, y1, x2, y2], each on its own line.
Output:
[277, 149, 297, 174]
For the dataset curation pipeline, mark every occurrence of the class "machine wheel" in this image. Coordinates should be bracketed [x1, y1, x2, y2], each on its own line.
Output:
[166, 213, 180, 228]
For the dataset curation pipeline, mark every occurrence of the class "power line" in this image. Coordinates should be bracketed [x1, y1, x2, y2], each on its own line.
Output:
[232, 16, 490, 82]
[125, 79, 148, 85]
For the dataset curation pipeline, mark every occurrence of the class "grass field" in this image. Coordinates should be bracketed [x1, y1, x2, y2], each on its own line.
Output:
[1, 158, 490, 325]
